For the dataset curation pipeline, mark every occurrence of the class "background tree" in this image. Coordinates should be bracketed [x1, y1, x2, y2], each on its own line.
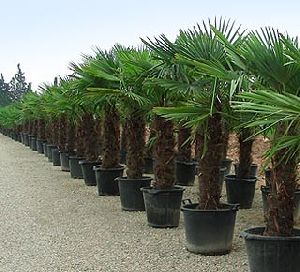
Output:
[0, 74, 12, 106]
[9, 64, 31, 102]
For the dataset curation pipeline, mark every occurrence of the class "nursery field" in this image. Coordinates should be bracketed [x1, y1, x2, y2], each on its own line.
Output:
[0, 133, 298, 272]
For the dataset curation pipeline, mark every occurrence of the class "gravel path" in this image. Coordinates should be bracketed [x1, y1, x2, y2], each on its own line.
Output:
[1, 133, 293, 272]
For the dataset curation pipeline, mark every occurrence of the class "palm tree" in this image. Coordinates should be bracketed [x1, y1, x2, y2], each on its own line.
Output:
[150, 19, 243, 209]
[219, 28, 300, 236]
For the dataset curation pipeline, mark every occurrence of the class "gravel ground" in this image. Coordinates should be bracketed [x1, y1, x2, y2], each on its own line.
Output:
[0, 134, 298, 272]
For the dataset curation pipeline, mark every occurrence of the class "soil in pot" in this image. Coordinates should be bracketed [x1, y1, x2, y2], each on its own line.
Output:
[143, 157, 154, 174]
[261, 186, 300, 222]
[79, 160, 101, 186]
[117, 176, 152, 211]
[225, 175, 257, 209]
[241, 227, 300, 272]
[175, 160, 197, 186]
[52, 148, 61, 166]
[141, 186, 184, 228]
[60, 152, 70, 172]
[181, 201, 239, 255]
[94, 165, 125, 196]
[69, 156, 85, 179]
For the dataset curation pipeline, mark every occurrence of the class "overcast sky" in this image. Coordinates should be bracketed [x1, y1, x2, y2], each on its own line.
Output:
[1, 0, 299, 89]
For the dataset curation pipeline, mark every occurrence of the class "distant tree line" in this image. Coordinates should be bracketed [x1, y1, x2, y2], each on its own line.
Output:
[0, 64, 31, 106]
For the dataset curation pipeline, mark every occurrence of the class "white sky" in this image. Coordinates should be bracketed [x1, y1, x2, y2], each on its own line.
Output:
[0, 0, 299, 89]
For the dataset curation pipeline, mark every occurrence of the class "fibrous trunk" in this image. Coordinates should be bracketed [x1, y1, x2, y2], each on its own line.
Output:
[222, 121, 230, 160]
[126, 114, 145, 179]
[153, 116, 175, 189]
[37, 119, 46, 139]
[237, 128, 254, 179]
[82, 113, 99, 162]
[75, 117, 85, 157]
[120, 120, 128, 152]
[198, 113, 224, 209]
[264, 123, 298, 236]
[94, 117, 103, 156]
[102, 107, 120, 168]
[65, 120, 75, 153]
[58, 115, 67, 152]
[177, 124, 192, 162]
[194, 126, 205, 162]
[144, 121, 155, 158]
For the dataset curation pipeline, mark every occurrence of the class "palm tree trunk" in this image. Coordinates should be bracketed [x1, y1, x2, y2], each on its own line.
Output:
[82, 113, 99, 162]
[58, 115, 67, 151]
[144, 121, 155, 158]
[126, 115, 145, 179]
[95, 117, 103, 156]
[198, 113, 224, 209]
[264, 123, 298, 236]
[153, 116, 175, 189]
[102, 107, 120, 168]
[177, 125, 192, 161]
[195, 126, 205, 161]
[237, 128, 254, 179]
[75, 117, 85, 157]
[66, 119, 75, 153]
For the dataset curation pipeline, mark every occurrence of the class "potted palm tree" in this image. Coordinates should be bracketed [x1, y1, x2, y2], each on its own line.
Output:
[87, 46, 154, 209]
[149, 19, 241, 252]
[72, 48, 124, 195]
[231, 29, 300, 271]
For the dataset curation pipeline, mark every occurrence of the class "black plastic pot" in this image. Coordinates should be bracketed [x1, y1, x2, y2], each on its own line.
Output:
[117, 176, 152, 211]
[46, 144, 57, 162]
[225, 175, 257, 209]
[221, 158, 233, 176]
[69, 156, 85, 179]
[120, 149, 127, 165]
[23, 133, 30, 146]
[43, 142, 48, 156]
[175, 160, 197, 186]
[52, 148, 61, 166]
[261, 186, 300, 221]
[36, 139, 45, 154]
[141, 186, 185, 228]
[143, 157, 154, 174]
[94, 165, 125, 195]
[218, 167, 227, 193]
[181, 201, 239, 255]
[241, 227, 300, 272]
[79, 160, 101, 186]
[234, 163, 258, 177]
[60, 152, 71, 172]
[30, 137, 37, 151]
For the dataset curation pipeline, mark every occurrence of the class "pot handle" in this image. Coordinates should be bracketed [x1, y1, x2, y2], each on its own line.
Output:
[182, 199, 192, 205]
[231, 204, 240, 211]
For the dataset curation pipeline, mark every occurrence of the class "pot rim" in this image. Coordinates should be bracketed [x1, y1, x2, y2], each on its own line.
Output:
[116, 176, 152, 182]
[225, 174, 257, 182]
[79, 160, 101, 166]
[93, 164, 125, 171]
[240, 227, 300, 241]
[181, 202, 239, 212]
[140, 185, 185, 194]
[69, 156, 86, 160]
[175, 160, 198, 165]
